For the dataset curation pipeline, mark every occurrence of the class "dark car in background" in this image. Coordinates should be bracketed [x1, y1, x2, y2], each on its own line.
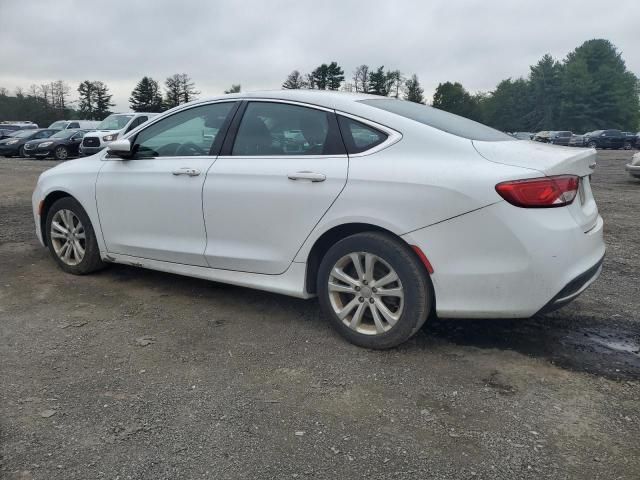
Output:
[583, 129, 632, 150]
[548, 131, 573, 145]
[0, 128, 60, 157]
[23, 129, 91, 160]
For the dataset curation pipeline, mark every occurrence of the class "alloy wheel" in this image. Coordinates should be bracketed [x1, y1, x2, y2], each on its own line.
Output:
[328, 252, 404, 335]
[55, 146, 68, 160]
[50, 209, 86, 266]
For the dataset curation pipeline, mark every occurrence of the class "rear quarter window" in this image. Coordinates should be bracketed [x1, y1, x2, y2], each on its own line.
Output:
[359, 98, 513, 142]
[337, 116, 387, 154]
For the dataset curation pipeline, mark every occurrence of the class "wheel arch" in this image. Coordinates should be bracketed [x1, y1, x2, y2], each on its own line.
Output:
[40, 190, 76, 246]
[304, 222, 429, 295]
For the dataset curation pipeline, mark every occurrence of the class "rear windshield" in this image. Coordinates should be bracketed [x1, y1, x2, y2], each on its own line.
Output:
[359, 99, 513, 142]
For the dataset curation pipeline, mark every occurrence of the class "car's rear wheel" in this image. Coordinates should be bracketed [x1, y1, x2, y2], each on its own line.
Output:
[624, 142, 632, 150]
[54, 146, 69, 160]
[587, 141, 597, 148]
[317, 232, 432, 349]
[45, 197, 105, 275]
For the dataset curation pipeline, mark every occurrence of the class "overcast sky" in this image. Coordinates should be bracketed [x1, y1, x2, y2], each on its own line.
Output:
[0, 0, 638, 111]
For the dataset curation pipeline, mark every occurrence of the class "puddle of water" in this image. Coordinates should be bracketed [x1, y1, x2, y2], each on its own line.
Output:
[425, 317, 640, 380]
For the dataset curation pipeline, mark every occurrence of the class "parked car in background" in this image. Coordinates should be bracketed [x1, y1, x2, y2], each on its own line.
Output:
[626, 153, 640, 178]
[0, 128, 59, 157]
[23, 129, 92, 160]
[79, 112, 158, 156]
[548, 131, 573, 145]
[511, 132, 533, 140]
[0, 121, 39, 130]
[568, 134, 584, 147]
[0, 129, 17, 140]
[48, 120, 100, 130]
[32, 91, 604, 349]
[533, 131, 551, 143]
[622, 132, 638, 149]
[583, 129, 631, 150]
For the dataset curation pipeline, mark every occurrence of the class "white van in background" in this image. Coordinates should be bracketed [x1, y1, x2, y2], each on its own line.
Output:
[48, 120, 101, 130]
[79, 112, 158, 156]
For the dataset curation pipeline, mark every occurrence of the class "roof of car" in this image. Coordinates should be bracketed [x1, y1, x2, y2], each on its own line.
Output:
[196, 90, 376, 111]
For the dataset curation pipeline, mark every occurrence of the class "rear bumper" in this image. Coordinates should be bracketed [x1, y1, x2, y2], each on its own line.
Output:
[402, 202, 605, 318]
[536, 256, 603, 314]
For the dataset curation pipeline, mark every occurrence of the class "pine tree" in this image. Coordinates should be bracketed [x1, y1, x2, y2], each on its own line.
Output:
[528, 54, 563, 130]
[311, 64, 330, 90]
[368, 66, 388, 96]
[404, 74, 424, 103]
[326, 62, 344, 90]
[282, 70, 305, 89]
[92, 81, 114, 119]
[129, 76, 163, 112]
[77, 80, 95, 119]
[164, 75, 182, 109]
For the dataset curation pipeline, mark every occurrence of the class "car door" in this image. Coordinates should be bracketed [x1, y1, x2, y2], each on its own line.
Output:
[68, 131, 85, 155]
[95, 101, 238, 266]
[202, 100, 348, 274]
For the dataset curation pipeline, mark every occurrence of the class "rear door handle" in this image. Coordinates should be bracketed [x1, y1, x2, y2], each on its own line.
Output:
[172, 168, 201, 177]
[287, 171, 326, 182]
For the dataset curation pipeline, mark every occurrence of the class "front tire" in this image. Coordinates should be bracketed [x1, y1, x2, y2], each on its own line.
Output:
[317, 232, 432, 349]
[45, 197, 105, 275]
[54, 145, 69, 160]
[587, 141, 597, 148]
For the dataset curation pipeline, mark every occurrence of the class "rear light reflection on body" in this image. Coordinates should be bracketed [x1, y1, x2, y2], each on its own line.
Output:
[495, 175, 579, 208]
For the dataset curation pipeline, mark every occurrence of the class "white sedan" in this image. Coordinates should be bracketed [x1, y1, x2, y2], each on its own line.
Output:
[32, 91, 605, 348]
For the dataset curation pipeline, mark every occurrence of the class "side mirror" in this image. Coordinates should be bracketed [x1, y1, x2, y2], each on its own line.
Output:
[107, 138, 132, 158]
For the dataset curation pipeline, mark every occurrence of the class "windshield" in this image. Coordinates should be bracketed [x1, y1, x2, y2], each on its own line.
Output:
[359, 98, 513, 142]
[49, 121, 68, 129]
[10, 130, 32, 138]
[51, 130, 77, 139]
[96, 114, 133, 131]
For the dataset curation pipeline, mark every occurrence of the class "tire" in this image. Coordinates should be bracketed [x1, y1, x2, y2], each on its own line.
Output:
[587, 141, 597, 148]
[54, 145, 69, 160]
[45, 197, 106, 275]
[17, 146, 25, 158]
[624, 142, 632, 150]
[317, 232, 433, 349]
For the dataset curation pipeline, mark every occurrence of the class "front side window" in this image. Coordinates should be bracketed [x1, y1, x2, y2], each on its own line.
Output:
[232, 102, 340, 156]
[338, 116, 388, 154]
[133, 102, 235, 158]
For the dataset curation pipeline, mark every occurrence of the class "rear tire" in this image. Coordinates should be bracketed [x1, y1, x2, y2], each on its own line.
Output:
[587, 141, 597, 148]
[317, 232, 432, 349]
[624, 142, 632, 150]
[45, 197, 106, 275]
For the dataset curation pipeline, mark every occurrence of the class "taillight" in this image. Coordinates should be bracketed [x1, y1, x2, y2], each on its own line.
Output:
[495, 175, 579, 208]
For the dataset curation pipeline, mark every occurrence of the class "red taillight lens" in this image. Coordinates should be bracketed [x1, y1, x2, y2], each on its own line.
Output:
[495, 175, 579, 208]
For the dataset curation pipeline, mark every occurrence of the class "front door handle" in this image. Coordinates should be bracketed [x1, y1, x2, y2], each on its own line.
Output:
[172, 167, 201, 177]
[287, 171, 326, 182]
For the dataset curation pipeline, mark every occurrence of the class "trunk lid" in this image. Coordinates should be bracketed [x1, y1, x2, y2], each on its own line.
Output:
[473, 140, 599, 232]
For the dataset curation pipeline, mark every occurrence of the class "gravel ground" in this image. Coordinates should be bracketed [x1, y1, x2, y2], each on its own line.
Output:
[1, 150, 639, 479]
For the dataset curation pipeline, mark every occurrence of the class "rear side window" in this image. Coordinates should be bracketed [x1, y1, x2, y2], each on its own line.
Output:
[338, 116, 387, 154]
[359, 98, 513, 142]
[68, 122, 80, 129]
[232, 102, 344, 156]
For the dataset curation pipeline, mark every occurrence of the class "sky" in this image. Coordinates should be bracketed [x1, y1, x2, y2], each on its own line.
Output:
[0, 0, 638, 111]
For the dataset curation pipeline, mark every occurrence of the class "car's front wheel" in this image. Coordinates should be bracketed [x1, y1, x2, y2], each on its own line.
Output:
[587, 141, 597, 148]
[317, 232, 432, 349]
[54, 146, 69, 160]
[45, 197, 105, 275]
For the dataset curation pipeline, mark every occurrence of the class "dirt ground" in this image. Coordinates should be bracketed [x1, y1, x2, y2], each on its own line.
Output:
[1, 150, 639, 480]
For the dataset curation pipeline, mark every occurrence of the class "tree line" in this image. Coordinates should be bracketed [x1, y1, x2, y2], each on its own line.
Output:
[282, 64, 424, 103]
[431, 39, 639, 132]
[1, 38, 637, 132]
